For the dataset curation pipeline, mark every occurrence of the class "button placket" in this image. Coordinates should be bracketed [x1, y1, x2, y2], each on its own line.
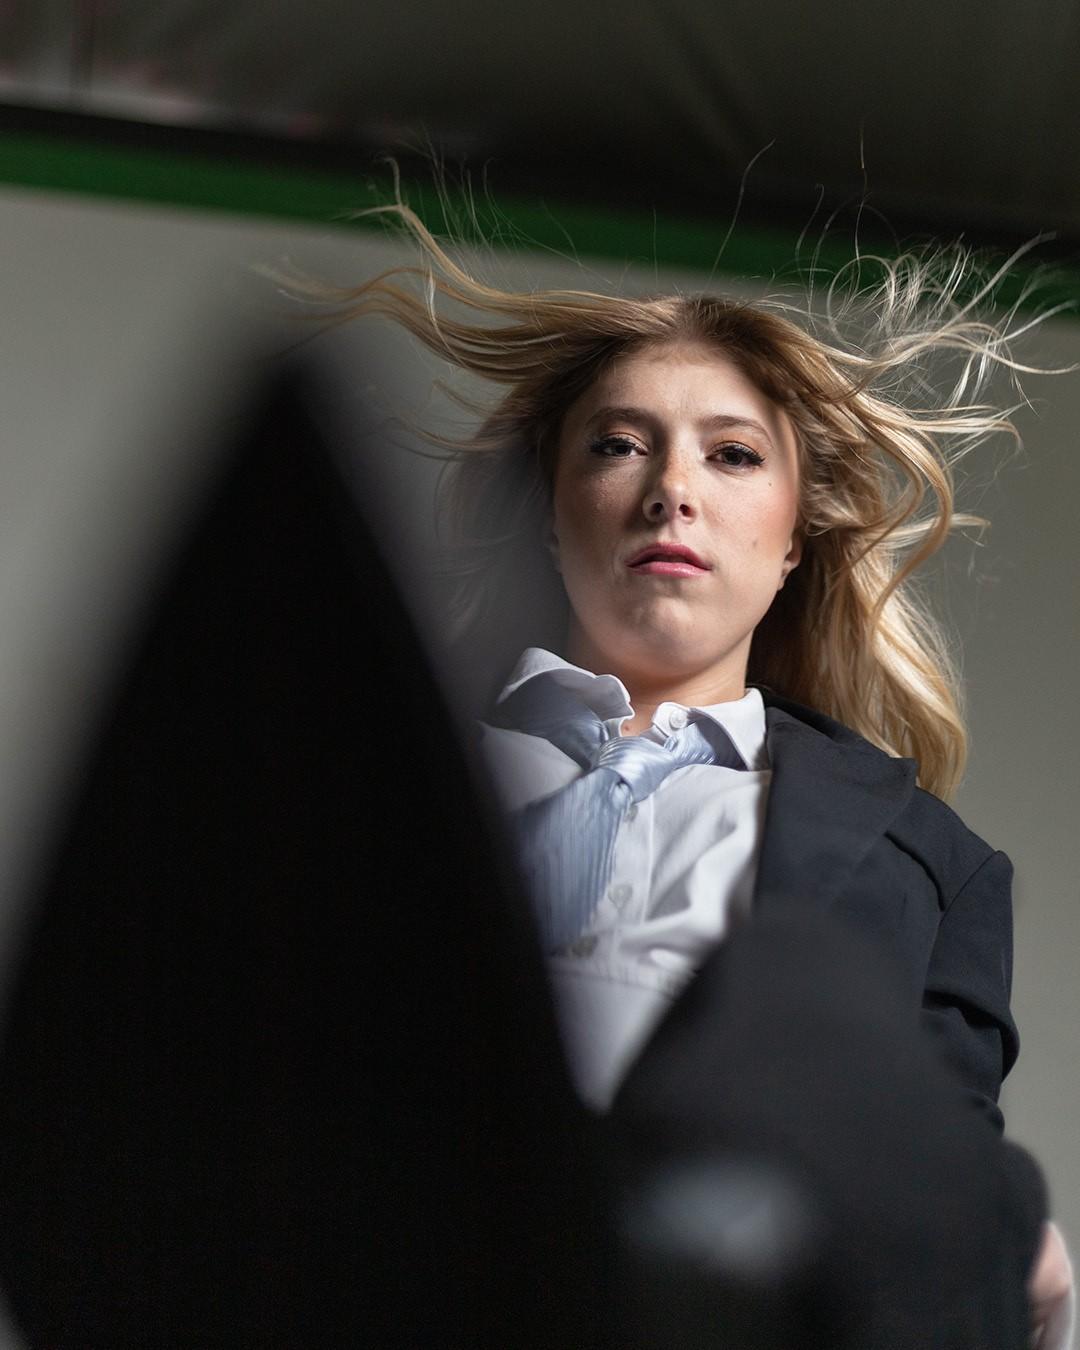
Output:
[608, 793, 651, 922]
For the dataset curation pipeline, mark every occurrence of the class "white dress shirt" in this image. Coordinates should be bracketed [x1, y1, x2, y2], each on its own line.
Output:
[480, 647, 771, 1110]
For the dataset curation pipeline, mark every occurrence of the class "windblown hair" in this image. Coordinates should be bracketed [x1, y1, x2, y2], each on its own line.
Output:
[284, 203, 1053, 799]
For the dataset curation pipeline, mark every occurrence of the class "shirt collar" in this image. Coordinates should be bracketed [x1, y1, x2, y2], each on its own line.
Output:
[495, 647, 769, 770]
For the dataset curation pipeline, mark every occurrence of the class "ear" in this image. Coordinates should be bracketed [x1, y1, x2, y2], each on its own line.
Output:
[777, 531, 803, 589]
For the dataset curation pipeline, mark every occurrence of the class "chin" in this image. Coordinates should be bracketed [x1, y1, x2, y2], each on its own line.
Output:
[633, 614, 728, 658]
[606, 634, 729, 683]
[572, 604, 749, 682]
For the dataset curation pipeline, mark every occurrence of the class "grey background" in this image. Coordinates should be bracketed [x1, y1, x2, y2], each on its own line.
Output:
[0, 184, 1076, 1283]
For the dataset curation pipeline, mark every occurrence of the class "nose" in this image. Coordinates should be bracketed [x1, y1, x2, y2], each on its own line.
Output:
[643, 451, 697, 523]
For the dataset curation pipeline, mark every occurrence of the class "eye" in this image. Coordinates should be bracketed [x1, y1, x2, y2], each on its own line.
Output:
[711, 442, 765, 468]
[589, 434, 642, 459]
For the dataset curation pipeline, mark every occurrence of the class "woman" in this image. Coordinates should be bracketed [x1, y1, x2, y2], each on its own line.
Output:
[291, 203, 1073, 1346]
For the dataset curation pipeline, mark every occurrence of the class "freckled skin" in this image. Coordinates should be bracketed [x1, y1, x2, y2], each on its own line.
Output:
[549, 340, 802, 725]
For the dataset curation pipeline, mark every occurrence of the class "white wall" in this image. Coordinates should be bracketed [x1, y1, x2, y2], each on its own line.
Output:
[1, 184, 1077, 1277]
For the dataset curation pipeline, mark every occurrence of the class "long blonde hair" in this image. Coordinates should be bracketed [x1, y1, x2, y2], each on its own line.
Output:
[284, 202, 1056, 798]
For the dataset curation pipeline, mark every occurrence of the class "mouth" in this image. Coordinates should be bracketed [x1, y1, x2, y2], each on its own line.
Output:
[626, 542, 711, 576]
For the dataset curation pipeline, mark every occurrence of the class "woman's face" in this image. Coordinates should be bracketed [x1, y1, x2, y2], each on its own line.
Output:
[550, 340, 802, 700]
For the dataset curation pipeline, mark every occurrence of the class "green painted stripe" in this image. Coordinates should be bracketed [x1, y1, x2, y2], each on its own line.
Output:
[1, 127, 1077, 314]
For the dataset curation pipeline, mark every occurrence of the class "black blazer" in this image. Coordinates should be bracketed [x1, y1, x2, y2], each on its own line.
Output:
[762, 694, 1017, 1130]
[606, 693, 1046, 1340]
[632, 691, 1019, 1133]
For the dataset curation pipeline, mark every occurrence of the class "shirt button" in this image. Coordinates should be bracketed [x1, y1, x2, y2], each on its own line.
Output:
[611, 883, 632, 907]
[668, 707, 688, 729]
[625, 804, 638, 822]
[567, 934, 598, 958]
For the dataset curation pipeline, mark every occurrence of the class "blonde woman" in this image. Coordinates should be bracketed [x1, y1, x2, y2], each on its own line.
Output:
[294, 207, 1073, 1348]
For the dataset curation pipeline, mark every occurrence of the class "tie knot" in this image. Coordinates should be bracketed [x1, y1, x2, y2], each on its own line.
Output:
[591, 721, 719, 803]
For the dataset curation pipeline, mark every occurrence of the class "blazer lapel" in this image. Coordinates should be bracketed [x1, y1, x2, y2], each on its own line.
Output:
[752, 701, 917, 913]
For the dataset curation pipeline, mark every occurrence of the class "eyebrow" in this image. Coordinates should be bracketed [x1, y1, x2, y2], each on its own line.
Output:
[584, 405, 776, 447]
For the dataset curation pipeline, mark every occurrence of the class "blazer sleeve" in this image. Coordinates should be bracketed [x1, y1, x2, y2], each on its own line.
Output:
[919, 847, 1019, 1134]
[920, 847, 1049, 1273]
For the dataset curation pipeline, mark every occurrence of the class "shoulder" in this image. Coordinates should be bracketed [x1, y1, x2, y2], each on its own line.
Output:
[761, 689, 1004, 905]
[897, 786, 1008, 904]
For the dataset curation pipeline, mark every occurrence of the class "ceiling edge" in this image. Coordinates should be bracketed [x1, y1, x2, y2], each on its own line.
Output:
[0, 108, 1077, 321]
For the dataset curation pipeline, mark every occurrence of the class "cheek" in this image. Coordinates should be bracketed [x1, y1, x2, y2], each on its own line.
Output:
[550, 495, 591, 582]
[753, 480, 800, 548]
[550, 486, 578, 558]
[723, 488, 796, 547]
[553, 476, 621, 561]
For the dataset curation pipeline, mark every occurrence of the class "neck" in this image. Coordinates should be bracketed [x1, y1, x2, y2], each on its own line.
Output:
[564, 632, 748, 734]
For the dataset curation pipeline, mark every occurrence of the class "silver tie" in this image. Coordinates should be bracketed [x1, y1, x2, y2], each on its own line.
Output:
[496, 680, 741, 952]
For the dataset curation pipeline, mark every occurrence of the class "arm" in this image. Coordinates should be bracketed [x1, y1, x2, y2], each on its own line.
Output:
[920, 847, 1073, 1348]
[920, 847, 1019, 1133]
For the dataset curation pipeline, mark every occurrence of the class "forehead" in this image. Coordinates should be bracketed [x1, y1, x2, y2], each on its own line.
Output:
[566, 339, 793, 443]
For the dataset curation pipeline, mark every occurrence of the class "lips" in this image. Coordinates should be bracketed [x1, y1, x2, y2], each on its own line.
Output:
[626, 542, 711, 571]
